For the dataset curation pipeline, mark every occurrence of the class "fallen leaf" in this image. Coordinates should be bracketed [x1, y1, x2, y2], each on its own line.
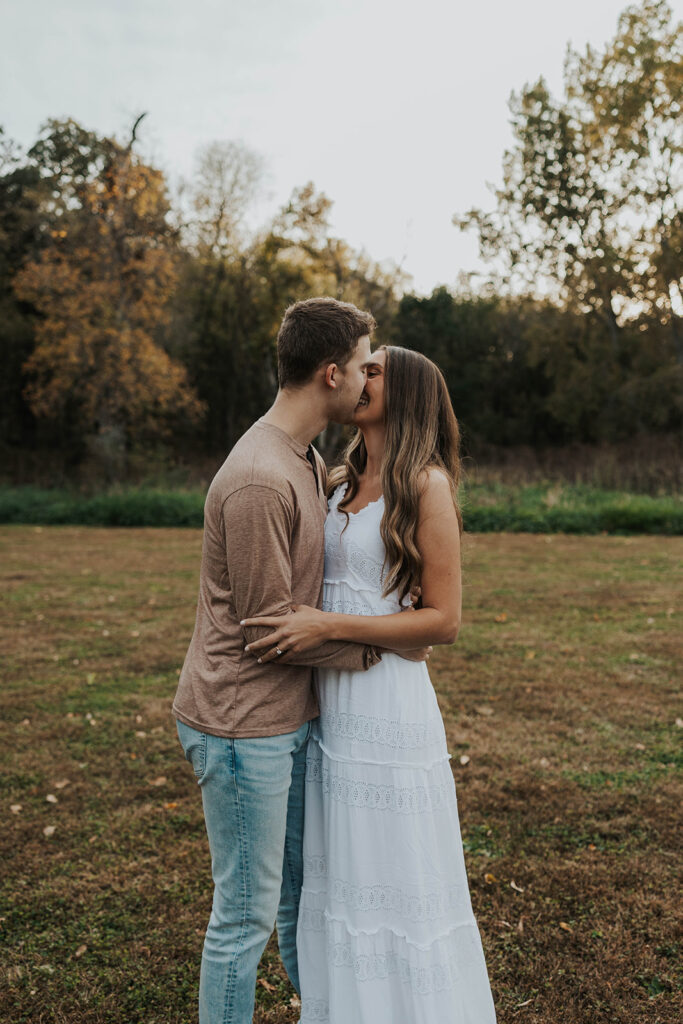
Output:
[517, 916, 525, 933]
[494, 612, 507, 623]
[289, 996, 302, 1009]
[459, 755, 470, 766]
[525, 650, 536, 660]
[46, 794, 58, 804]
[135, 731, 147, 738]
[135, 715, 143, 723]
[163, 802, 178, 810]
[484, 873, 498, 884]
[474, 705, 494, 717]
[559, 921, 573, 932]
[88, 835, 98, 844]
[130, 630, 140, 638]
[10, 804, 22, 814]
[43, 825, 56, 837]
[54, 779, 71, 789]
[539, 757, 550, 768]
[675, 718, 683, 729]
[634, 743, 645, 751]
[149, 776, 167, 787]
[74, 945, 87, 958]
[516, 999, 533, 1007]
[257, 978, 276, 992]
[510, 880, 525, 893]
[86, 673, 96, 685]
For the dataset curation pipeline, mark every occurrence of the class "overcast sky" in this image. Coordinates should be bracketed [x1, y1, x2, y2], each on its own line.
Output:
[2, 0, 680, 294]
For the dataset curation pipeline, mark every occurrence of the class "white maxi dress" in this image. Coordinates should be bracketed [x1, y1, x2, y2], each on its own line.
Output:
[297, 483, 497, 1024]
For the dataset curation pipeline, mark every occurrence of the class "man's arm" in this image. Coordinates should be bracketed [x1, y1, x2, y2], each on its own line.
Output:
[223, 485, 380, 671]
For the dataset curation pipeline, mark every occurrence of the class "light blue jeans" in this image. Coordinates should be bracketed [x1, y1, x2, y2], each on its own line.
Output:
[176, 718, 311, 1024]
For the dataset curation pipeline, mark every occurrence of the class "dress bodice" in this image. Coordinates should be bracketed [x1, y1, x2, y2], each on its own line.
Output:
[323, 482, 406, 617]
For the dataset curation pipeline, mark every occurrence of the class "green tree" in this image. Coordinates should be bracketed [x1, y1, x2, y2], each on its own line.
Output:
[454, 0, 682, 438]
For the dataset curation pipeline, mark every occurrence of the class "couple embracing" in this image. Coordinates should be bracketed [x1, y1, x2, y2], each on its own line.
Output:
[172, 297, 497, 1023]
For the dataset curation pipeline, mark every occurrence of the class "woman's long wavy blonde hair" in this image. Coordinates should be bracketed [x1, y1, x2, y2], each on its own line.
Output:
[328, 345, 463, 603]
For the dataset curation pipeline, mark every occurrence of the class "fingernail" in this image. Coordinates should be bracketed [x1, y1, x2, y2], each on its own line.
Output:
[257, 658, 262, 664]
[244, 645, 250, 651]
[240, 620, 245, 625]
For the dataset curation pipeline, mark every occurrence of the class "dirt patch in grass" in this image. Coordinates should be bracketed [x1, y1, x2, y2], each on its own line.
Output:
[1, 527, 681, 1023]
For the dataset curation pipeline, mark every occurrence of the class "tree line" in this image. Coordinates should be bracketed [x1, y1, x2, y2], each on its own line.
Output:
[0, 0, 679, 481]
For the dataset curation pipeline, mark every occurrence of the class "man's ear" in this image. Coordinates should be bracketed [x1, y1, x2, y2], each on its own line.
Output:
[324, 363, 339, 390]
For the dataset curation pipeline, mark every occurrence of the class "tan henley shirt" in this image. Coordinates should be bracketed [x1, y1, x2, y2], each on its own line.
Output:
[172, 418, 380, 738]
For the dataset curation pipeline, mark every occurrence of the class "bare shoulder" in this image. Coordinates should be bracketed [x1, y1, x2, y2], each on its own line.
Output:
[418, 467, 456, 516]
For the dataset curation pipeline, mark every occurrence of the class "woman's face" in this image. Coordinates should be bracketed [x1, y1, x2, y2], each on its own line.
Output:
[352, 347, 386, 426]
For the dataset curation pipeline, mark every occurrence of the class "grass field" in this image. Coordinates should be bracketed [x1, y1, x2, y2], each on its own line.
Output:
[1, 526, 681, 1023]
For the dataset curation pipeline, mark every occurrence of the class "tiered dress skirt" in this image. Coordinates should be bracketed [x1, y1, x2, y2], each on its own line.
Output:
[296, 578, 497, 1023]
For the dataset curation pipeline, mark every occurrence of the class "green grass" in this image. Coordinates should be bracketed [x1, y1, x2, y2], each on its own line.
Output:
[1, 482, 681, 533]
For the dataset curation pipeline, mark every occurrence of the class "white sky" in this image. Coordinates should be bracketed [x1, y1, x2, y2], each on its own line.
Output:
[2, 0, 681, 294]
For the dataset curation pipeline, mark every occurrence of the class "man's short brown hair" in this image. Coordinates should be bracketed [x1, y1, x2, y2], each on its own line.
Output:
[277, 297, 376, 389]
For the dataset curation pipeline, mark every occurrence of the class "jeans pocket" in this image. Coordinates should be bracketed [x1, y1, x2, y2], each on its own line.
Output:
[176, 720, 207, 782]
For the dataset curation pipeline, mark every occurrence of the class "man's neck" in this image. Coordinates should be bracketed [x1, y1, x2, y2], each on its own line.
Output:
[261, 389, 329, 447]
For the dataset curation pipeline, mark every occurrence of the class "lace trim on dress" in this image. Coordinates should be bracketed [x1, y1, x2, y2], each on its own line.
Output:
[321, 595, 379, 617]
[299, 924, 484, 1014]
[324, 533, 387, 592]
[327, 937, 463, 993]
[300, 878, 470, 923]
[300, 998, 329, 1022]
[321, 709, 444, 750]
[305, 756, 458, 815]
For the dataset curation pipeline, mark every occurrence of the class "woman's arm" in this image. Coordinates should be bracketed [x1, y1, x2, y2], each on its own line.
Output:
[242, 469, 461, 661]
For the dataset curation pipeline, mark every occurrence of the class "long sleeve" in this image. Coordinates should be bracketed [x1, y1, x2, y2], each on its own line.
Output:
[223, 485, 380, 672]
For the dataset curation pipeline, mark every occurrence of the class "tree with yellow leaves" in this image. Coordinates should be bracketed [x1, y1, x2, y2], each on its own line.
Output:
[14, 118, 203, 469]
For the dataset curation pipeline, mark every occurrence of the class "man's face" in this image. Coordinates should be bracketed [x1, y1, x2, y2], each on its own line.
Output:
[328, 334, 372, 424]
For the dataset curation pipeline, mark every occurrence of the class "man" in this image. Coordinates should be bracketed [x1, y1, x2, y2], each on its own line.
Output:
[173, 297, 385, 1024]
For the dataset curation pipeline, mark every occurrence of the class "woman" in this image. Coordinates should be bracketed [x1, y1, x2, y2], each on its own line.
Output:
[243, 346, 497, 1023]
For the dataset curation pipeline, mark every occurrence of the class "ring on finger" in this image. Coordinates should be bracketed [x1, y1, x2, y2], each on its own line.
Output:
[275, 647, 284, 656]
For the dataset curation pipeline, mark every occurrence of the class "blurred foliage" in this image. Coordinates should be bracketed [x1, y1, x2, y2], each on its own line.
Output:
[0, 1, 681, 482]
[0, 483, 680, 534]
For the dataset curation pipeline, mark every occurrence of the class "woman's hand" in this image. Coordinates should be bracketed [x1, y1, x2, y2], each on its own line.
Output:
[242, 605, 330, 663]
[397, 645, 432, 662]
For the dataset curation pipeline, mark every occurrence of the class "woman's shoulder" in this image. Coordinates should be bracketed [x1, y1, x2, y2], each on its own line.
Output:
[419, 466, 453, 497]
